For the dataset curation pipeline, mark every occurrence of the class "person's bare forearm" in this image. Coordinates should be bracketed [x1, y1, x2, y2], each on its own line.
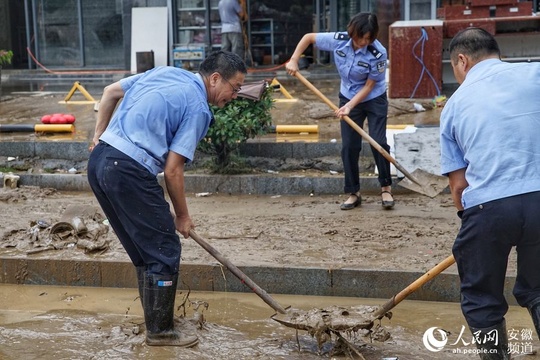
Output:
[335, 80, 375, 117]
[164, 152, 193, 238]
[165, 166, 189, 219]
[448, 168, 467, 211]
[348, 80, 375, 108]
[91, 82, 124, 147]
[290, 33, 316, 61]
[286, 33, 317, 75]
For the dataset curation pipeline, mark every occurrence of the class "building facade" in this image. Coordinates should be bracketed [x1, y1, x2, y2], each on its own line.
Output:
[2, 0, 539, 95]
[2, 0, 411, 70]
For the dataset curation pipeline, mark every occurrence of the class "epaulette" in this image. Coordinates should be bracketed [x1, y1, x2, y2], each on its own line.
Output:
[367, 45, 383, 59]
[334, 32, 349, 41]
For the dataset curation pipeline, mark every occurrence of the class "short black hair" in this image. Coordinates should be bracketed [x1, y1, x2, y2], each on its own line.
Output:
[347, 12, 379, 43]
[449, 27, 500, 63]
[199, 50, 247, 80]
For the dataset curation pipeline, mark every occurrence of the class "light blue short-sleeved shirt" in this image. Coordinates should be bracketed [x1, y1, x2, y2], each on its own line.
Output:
[315, 32, 387, 102]
[218, 0, 241, 33]
[100, 67, 213, 176]
[440, 59, 540, 209]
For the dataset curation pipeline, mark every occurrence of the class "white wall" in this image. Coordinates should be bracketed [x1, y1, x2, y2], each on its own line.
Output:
[131, 7, 168, 73]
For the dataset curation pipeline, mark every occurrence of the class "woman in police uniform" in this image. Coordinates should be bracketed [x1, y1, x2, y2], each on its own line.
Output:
[286, 12, 393, 210]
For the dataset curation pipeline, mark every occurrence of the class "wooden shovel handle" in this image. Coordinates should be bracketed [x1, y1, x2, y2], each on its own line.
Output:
[189, 230, 288, 314]
[372, 254, 456, 318]
[293, 72, 422, 187]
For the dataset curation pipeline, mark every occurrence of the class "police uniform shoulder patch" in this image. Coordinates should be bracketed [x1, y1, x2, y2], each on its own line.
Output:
[376, 61, 386, 73]
[367, 45, 383, 59]
[334, 32, 350, 41]
[336, 50, 346, 57]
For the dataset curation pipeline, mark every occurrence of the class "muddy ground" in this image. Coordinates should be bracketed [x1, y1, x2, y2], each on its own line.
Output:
[0, 186, 530, 360]
[0, 77, 515, 273]
[7, 282, 535, 360]
[0, 81, 467, 274]
[0, 185, 519, 274]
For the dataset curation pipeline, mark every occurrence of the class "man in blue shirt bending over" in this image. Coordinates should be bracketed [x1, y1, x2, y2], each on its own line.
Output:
[87, 50, 246, 348]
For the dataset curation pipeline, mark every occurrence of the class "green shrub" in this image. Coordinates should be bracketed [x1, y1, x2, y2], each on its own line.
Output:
[198, 83, 274, 173]
[0, 50, 13, 66]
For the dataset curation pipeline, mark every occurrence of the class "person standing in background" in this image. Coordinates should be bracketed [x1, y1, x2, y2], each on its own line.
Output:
[218, 0, 246, 61]
[286, 12, 394, 211]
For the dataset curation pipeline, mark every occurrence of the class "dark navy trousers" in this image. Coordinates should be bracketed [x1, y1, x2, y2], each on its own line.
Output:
[454, 192, 540, 328]
[339, 92, 392, 194]
[87, 142, 181, 275]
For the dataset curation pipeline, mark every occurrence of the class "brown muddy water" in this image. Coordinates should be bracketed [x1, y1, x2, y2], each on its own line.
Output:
[0, 284, 538, 360]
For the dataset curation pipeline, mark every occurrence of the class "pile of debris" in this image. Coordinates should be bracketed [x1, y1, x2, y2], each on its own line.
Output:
[1, 203, 111, 255]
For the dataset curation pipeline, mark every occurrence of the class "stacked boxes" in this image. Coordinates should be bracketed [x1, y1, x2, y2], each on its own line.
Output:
[437, 0, 533, 36]
[494, 2, 533, 16]
[437, 5, 491, 19]
[444, 19, 497, 36]
[439, 0, 532, 18]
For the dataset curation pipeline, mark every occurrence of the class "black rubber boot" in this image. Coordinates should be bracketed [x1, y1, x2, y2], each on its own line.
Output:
[143, 272, 199, 347]
[527, 298, 540, 338]
[135, 266, 145, 308]
[469, 319, 510, 359]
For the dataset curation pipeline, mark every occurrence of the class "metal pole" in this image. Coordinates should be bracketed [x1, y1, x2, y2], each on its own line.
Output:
[431, 0, 437, 19]
[315, 0, 321, 64]
[77, 0, 84, 67]
[330, 0, 337, 31]
[167, 0, 175, 66]
[204, 0, 212, 55]
[31, 0, 39, 70]
[24, 0, 33, 69]
[404, 0, 411, 20]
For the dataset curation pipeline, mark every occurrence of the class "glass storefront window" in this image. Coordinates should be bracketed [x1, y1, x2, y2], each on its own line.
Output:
[36, 0, 81, 67]
[407, 0, 435, 20]
[83, 1, 124, 67]
[34, 0, 124, 68]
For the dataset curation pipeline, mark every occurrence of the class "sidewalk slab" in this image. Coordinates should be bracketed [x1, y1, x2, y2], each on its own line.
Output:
[0, 256, 519, 305]
[394, 127, 441, 176]
[0, 141, 91, 161]
[1, 139, 426, 195]
[8, 172, 395, 195]
[1, 140, 353, 161]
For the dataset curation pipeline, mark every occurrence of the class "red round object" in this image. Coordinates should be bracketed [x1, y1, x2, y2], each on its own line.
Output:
[64, 114, 76, 124]
[41, 115, 52, 124]
[50, 115, 64, 124]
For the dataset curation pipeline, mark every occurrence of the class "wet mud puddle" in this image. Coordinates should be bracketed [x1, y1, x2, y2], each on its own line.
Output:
[0, 284, 537, 360]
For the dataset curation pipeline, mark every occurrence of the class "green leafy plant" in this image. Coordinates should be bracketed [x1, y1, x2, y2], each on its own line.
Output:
[0, 166, 17, 173]
[0, 50, 13, 67]
[198, 83, 274, 173]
